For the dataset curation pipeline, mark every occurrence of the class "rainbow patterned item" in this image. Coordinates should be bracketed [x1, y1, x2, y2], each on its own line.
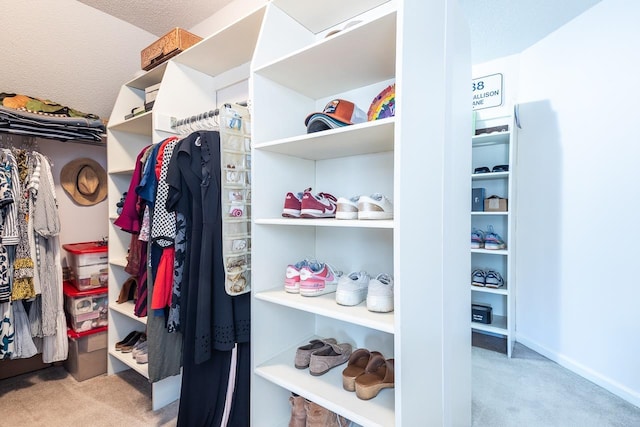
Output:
[367, 84, 395, 121]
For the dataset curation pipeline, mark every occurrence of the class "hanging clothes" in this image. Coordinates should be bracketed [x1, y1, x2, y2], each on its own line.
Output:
[166, 130, 250, 427]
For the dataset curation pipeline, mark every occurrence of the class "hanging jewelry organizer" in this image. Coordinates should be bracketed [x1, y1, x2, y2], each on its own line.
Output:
[219, 104, 251, 296]
[170, 103, 252, 296]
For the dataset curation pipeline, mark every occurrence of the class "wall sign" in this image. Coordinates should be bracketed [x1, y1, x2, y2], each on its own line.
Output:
[472, 73, 503, 110]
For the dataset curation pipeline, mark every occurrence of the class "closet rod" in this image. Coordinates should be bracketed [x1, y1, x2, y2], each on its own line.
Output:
[170, 101, 248, 134]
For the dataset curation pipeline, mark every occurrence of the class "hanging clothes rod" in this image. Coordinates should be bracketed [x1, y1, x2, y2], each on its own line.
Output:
[170, 101, 248, 134]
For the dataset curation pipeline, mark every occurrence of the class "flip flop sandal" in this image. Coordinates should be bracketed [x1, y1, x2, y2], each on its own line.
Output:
[474, 166, 491, 174]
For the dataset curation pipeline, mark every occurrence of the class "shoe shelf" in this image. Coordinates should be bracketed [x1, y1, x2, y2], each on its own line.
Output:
[253, 117, 395, 160]
[255, 289, 394, 334]
[108, 348, 149, 378]
[255, 338, 394, 427]
[471, 285, 508, 296]
[254, 218, 394, 229]
[471, 171, 509, 181]
[471, 314, 507, 335]
[471, 248, 508, 255]
[471, 131, 511, 146]
[471, 211, 508, 217]
[470, 115, 516, 357]
[109, 300, 147, 325]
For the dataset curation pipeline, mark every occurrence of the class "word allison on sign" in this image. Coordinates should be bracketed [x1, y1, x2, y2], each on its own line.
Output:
[472, 73, 503, 111]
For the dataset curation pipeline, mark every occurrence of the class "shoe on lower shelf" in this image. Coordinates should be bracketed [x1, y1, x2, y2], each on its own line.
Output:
[309, 342, 352, 376]
[284, 259, 310, 293]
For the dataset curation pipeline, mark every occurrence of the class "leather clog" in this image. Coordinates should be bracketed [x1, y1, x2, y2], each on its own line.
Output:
[354, 355, 394, 400]
[341, 348, 383, 392]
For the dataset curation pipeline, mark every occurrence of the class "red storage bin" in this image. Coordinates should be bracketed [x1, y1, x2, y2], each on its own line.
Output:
[62, 241, 108, 290]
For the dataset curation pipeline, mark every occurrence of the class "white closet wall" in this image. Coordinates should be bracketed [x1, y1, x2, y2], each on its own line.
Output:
[516, 0, 640, 408]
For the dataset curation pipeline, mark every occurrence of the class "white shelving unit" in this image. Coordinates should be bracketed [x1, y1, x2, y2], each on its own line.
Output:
[106, 4, 266, 410]
[470, 115, 517, 357]
[251, 1, 471, 425]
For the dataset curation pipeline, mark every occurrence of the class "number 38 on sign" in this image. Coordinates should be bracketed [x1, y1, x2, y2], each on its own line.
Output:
[472, 73, 503, 111]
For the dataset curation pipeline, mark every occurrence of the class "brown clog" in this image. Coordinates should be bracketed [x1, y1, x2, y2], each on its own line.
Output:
[341, 348, 383, 392]
[354, 355, 394, 400]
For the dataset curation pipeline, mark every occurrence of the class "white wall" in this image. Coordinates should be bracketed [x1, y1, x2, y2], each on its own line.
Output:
[514, 0, 640, 407]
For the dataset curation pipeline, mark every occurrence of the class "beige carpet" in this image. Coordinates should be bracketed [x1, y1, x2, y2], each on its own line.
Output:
[0, 365, 178, 427]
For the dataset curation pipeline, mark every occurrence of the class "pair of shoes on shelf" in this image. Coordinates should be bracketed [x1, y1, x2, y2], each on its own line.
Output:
[342, 348, 394, 400]
[282, 188, 338, 218]
[473, 164, 509, 174]
[335, 193, 394, 220]
[294, 338, 352, 376]
[285, 260, 343, 296]
[132, 339, 149, 364]
[335, 271, 394, 313]
[288, 393, 349, 427]
[471, 225, 506, 250]
[471, 269, 505, 288]
[115, 330, 143, 351]
[119, 331, 146, 353]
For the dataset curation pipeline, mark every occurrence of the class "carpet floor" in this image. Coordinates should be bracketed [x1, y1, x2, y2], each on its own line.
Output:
[0, 342, 638, 426]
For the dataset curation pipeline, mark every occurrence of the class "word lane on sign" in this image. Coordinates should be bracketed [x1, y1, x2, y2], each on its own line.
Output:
[472, 73, 503, 110]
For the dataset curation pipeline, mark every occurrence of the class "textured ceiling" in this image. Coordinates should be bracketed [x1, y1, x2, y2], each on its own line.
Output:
[77, 0, 235, 36]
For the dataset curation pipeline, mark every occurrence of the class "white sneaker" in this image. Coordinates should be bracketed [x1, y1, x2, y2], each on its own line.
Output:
[335, 196, 360, 220]
[335, 271, 370, 306]
[367, 273, 394, 312]
[358, 193, 393, 220]
[299, 262, 343, 297]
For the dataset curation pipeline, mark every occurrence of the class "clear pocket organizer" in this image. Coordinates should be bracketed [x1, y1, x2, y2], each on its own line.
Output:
[220, 104, 252, 296]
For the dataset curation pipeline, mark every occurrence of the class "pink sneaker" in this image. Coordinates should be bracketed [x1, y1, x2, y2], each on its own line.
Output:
[299, 262, 342, 296]
[300, 190, 337, 218]
[282, 188, 310, 218]
[284, 259, 310, 293]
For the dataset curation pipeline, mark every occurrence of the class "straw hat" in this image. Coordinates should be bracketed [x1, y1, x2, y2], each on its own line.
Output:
[60, 158, 107, 206]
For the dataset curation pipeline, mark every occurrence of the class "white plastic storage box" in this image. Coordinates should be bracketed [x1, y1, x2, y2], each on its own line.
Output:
[62, 241, 108, 290]
[64, 326, 107, 382]
[63, 281, 108, 333]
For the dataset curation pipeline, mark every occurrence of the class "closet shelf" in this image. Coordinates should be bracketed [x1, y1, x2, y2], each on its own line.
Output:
[471, 171, 509, 181]
[471, 248, 508, 256]
[272, 0, 390, 33]
[471, 315, 507, 336]
[253, 10, 396, 98]
[255, 289, 394, 334]
[254, 118, 395, 160]
[171, 6, 265, 77]
[255, 340, 394, 427]
[108, 111, 153, 135]
[108, 348, 149, 378]
[470, 285, 508, 296]
[255, 218, 394, 229]
[470, 211, 508, 217]
[471, 132, 511, 146]
[125, 62, 168, 90]
[109, 301, 147, 326]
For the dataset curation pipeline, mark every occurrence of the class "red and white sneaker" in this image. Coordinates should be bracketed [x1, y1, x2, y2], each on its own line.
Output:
[284, 259, 310, 293]
[299, 262, 342, 296]
[300, 190, 337, 218]
[282, 188, 311, 218]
